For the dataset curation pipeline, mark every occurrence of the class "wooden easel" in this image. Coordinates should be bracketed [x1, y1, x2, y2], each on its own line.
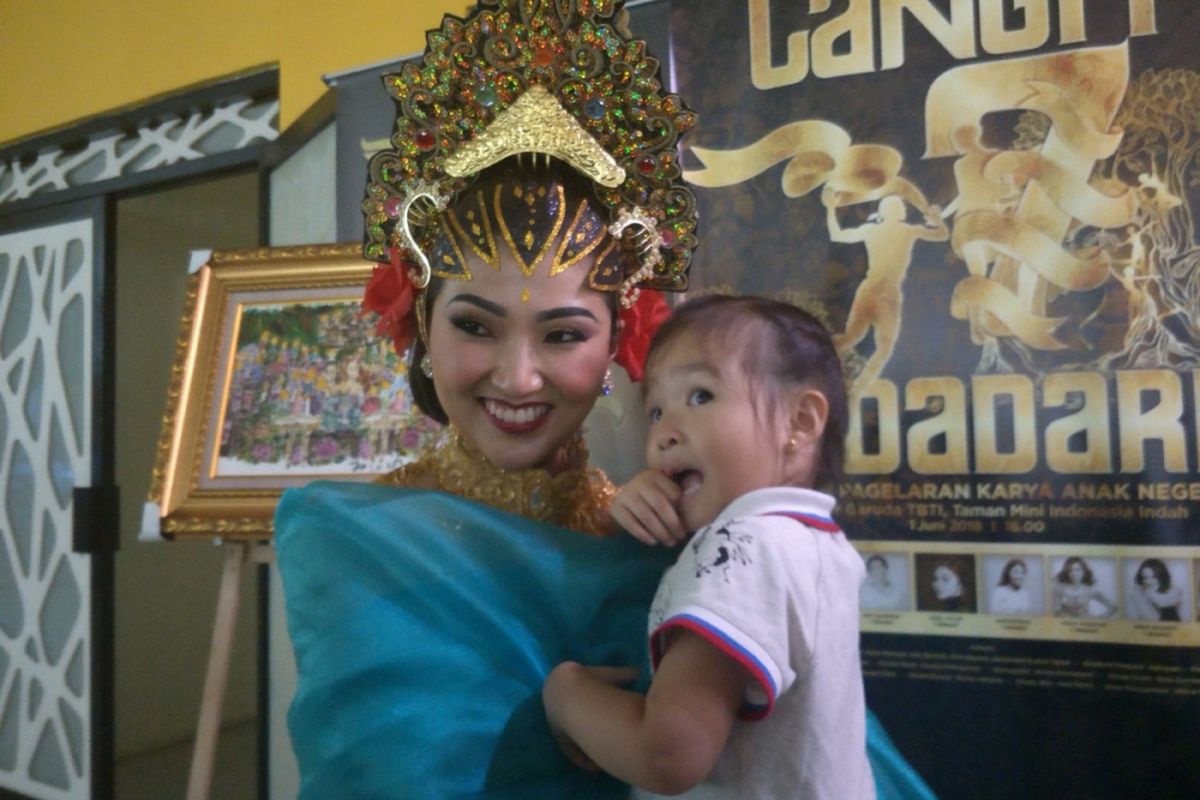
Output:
[185, 541, 274, 800]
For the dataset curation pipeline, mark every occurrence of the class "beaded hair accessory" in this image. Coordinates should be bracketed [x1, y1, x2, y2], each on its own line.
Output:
[362, 0, 698, 306]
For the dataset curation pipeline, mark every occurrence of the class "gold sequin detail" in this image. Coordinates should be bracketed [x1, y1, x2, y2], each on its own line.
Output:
[495, 182, 567, 277]
[446, 192, 500, 271]
[550, 200, 606, 277]
[376, 426, 616, 537]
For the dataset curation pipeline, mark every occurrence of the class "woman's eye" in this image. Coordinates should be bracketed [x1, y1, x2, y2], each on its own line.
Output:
[545, 328, 587, 345]
[451, 316, 491, 338]
[687, 389, 713, 405]
[647, 406, 663, 423]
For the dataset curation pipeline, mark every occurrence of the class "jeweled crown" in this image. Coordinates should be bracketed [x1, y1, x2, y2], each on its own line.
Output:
[362, 0, 698, 297]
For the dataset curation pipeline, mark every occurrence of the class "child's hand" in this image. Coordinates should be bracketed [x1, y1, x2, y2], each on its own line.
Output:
[612, 469, 685, 546]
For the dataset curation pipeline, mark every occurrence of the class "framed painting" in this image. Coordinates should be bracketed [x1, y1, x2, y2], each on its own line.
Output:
[148, 244, 441, 540]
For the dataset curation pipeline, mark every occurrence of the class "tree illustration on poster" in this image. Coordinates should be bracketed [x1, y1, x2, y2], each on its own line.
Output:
[668, 1, 1200, 796]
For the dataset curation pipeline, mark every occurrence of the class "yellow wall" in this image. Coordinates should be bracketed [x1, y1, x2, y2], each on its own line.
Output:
[0, 0, 471, 146]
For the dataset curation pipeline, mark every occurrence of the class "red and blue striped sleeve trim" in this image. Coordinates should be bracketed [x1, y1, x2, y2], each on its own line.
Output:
[764, 510, 841, 533]
[651, 613, 778, 720]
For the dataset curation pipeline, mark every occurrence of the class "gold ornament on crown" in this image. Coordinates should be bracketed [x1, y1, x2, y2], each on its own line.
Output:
[446, 85, 626, 188]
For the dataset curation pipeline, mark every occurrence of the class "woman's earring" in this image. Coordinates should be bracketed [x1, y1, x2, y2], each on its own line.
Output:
[786, 436, 798, 452]
[420, 354, 434, 379]
[601, 368, 614, 397]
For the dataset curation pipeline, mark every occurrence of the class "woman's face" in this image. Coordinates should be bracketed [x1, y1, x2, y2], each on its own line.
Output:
[1008, 563, 1026, 588]
[932, 566, 962, 600]
[868, 559, 888, 583]
[427, 246, 615, 473]
[1068, 561, 1085, 584]
[1138, 566, 1155, 588]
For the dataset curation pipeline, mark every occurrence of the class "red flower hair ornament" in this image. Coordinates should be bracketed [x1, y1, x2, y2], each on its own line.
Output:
[614, 289, 671, 383]
[361, 248, 418, 356]
[361, 250, 670, 383]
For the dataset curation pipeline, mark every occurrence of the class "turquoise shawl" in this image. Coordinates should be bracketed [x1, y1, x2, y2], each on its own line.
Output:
[277, 481, 934, 799]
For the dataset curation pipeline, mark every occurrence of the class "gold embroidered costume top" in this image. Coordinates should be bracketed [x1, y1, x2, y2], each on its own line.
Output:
[377, 426, 616, 537]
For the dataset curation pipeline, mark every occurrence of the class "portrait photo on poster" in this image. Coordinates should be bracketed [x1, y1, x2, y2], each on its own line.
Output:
[1050, 556, 1119, 619]
[982, 554, 1045, 616]
[1122, 556, 1189, 622]
[914, 553, 977, 613]
[859, 551, 912, 611]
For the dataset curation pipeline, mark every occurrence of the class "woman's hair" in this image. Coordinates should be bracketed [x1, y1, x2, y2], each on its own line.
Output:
[408, 276, 449, 423]
[1056, 556, 1095, 586]
[1137, 558, 1172, 591]
[644, 294, 848, 487]
[998, 558, 1027, 589]
[407, 159, 620, 423]
[865, 554, 889, 571]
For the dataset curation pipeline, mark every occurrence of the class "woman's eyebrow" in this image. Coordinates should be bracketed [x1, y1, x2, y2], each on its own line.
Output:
[447, 294, 506, 316]
[535, 307, 598, 323]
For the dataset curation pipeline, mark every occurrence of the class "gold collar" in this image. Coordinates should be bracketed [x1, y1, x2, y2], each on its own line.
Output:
[377, 426, 615, 537]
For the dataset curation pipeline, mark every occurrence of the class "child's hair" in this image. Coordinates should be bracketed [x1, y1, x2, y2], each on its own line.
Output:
[646, 294, 848, 488]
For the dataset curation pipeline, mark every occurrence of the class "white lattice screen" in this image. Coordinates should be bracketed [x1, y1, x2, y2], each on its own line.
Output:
[0, 96, 279, 205]
[0, 219, 93, 799]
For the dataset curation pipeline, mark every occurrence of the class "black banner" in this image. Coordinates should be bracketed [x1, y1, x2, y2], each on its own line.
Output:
[669, 1, 1200, 797]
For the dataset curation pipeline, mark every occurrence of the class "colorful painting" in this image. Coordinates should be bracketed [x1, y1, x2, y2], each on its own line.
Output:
[215, 299, 440, 477]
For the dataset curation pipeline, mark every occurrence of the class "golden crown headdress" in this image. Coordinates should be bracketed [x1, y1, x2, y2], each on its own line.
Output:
[362, 0, 698, 304]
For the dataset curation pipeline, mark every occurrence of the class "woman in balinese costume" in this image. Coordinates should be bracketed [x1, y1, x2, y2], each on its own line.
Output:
[275, 2, 932, 798]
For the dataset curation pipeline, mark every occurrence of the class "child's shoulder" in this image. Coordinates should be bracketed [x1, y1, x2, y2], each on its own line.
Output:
[713, 486, 837, 525]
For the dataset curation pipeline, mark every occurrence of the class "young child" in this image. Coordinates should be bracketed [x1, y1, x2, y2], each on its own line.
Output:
[542, 294, 875, 798]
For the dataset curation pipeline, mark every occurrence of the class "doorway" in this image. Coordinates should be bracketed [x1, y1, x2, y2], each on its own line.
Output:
[112, 171, 260, 799]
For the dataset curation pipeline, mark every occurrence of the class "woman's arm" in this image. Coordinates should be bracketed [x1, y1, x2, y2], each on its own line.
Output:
[1051, 583, 1066, 614]
[1151, 585, 1184, 611]
[823, 186, 863, 243]
[918, 204, 950, 242]
[1129, 584, 1156, 620]
[543, 630, 744, 794]
[1090, 588, 1119, 617]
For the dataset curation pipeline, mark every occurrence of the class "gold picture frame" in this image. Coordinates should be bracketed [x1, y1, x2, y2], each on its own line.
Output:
[149, 244, 441, 541]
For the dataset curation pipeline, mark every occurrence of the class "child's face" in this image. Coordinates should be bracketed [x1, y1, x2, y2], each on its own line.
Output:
[642, 333, 790, 532]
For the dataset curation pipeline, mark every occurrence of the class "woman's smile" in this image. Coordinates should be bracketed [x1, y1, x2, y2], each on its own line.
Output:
[482, 398, 553, 432]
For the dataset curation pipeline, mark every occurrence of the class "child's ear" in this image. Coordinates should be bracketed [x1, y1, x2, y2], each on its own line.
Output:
[786, 387, 829, 451]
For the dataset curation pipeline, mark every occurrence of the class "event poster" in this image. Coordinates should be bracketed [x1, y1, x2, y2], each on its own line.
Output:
[669, 1, 1200, 796]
